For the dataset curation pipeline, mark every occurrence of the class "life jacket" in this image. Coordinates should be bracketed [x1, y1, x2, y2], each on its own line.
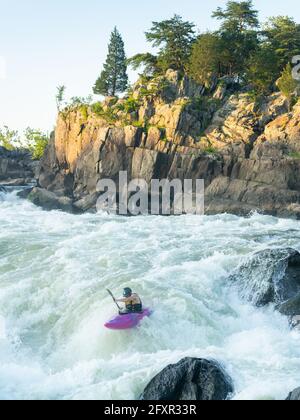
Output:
[125, 294, 142, 313]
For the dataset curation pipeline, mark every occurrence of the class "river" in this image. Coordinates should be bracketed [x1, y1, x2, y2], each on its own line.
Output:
[0, 189, 300, 400]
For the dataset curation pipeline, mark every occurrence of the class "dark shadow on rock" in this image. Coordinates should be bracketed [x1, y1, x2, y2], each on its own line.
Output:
[140, 358, 233, 401]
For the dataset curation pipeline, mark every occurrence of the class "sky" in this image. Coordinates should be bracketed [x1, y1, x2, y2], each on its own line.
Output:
[1, 0, 300, 135]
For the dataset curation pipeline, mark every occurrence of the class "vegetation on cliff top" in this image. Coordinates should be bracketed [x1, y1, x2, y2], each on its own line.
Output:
[126, 1, 300, 98]
[57, 1, 300, 122]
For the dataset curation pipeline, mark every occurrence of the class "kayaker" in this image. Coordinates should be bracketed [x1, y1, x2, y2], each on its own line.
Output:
[116, 288, 143, 314]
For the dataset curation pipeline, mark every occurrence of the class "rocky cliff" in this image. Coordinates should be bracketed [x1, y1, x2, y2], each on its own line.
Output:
[37, 70, 300, 218]
[0, 146, 38, 186]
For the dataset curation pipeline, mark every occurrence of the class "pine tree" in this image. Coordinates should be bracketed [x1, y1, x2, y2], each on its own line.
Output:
[212, 1, 260, 77]
[246, 46, 279, 95]
[189, 32, 225, 86]
[263, 17, 300, 69]
[94, 27, 128, 97]
[145, 15, 196, 72]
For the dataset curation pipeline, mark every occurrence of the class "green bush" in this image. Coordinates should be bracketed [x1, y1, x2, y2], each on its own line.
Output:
[24, 128, 49, 160]
[277, 64, 298, 105]
[0, 126, 20, 150]
[289, 151, 300, 159]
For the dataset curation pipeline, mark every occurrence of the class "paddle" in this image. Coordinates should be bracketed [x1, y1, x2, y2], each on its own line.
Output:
[107, 289, 122, 311]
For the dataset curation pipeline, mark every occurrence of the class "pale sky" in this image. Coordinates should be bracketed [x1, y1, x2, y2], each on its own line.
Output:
[1, 0, 300, 135]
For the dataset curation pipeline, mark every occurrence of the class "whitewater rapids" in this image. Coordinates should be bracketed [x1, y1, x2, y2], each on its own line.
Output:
[0, 190, 300, 400]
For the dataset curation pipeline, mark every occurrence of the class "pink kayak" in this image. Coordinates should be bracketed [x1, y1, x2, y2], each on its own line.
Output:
[105, 308, 152, 330]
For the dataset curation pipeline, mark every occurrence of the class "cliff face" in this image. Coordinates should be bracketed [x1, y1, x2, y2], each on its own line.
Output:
[0, 147, 37, 185]
[38, 70, 300, 218]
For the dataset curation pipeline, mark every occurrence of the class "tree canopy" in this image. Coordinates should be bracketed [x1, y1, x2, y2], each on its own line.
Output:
[145, 15, 196, 72]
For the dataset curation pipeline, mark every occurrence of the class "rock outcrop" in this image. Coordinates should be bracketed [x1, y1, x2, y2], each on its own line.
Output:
[140, 358, 233, 401]
[231, 248, 300, 307]
[27, 187, 76, 213]
[231, 248, 300, 328]
[37, 70, 300, 217]
[0, 147, 38, 185]
[286, 388, 300, 400]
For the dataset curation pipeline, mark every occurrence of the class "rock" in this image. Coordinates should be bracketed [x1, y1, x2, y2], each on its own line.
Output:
[17, 188, 33, 200]
[0, 185, 6, 194]
[140, 358, 233, 401]
[73, 193, 98, 213]
[290, 315, 300, 331]
[0, 148, 36, 181]
[37, 71, 300, 217]
[27, 187, 75, 213]
[286, 388, 300, 400]
[278, 293, 300, 317]
[231, 248, 300, 307]
[0, 178, 26, 187]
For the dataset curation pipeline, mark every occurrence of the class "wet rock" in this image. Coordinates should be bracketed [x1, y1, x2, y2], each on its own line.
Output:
[290, 315, 300, 331]
[278, 293, 300, 317]
[140, 358, 233, 401]
[27, 187, 75, 213]
[286, 388, 300, 400]
[231, 248, 300, 307]
[17, 187, 33, 200]
[0, 178, 26, 187]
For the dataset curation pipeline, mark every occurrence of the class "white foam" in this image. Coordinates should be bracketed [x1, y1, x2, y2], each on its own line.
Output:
[0, 191, 300, 399]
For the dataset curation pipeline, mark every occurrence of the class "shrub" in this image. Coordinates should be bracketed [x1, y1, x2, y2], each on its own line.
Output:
[277, 64, 299, 107]
[0, 126, 20, 150]
[24, 128, 49, 160]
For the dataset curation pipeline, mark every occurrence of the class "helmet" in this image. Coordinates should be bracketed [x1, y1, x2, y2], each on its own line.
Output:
[123, 287, 132, 298]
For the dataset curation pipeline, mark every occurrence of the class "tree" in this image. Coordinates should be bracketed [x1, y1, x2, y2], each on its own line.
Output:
[263, 16, 300, 69]
[245, 47, 280, 95]
[0, 126, 20, 151]
[145, 15, 196, 72]
[127, 53, 159, 78]
[212, 1, 260, 77]
[212, 1, 259, 32]
[24, 128, 49, 160]
[189, 32, 225, 86]
[56, 85, 66, 111]
[277, 64, 299, 108]
[93, 27, 128, 97]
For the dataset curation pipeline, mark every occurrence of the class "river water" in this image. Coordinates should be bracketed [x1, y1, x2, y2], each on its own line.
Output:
[0, 190, 300, 400]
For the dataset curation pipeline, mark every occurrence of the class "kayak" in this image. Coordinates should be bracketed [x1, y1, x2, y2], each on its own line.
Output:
[105, 308, 152, 330]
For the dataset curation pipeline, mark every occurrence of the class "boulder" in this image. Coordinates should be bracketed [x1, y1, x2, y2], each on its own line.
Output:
[17, 187, 33, 200]
[286, 388, 300, 400]
[140, 358, 233, 401]
[231, 248, 300, 307]
[0, 178, 26, 187]
[27, 187, 75, 213]
[278, 293, 300, 317]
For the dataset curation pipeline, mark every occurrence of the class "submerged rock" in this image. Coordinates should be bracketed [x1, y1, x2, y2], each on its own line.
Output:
[286, 387, 300, 400]
[231, 248, 300, 307]
[140, 358, 233, 401]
